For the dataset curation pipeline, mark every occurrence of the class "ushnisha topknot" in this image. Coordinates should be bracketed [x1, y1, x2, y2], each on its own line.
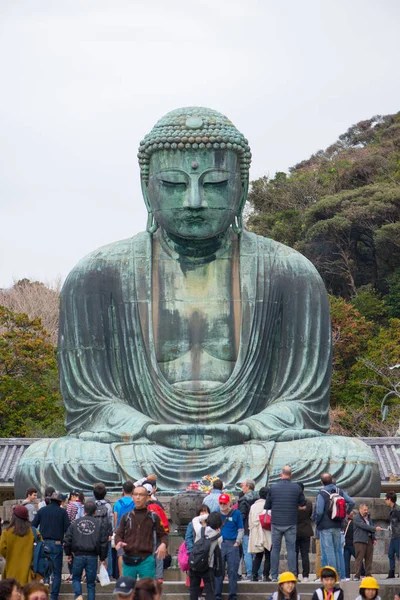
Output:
[138, 107, 252, 183]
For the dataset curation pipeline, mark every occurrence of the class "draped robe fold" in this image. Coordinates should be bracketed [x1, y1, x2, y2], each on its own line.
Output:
[14, 231, 380, 497]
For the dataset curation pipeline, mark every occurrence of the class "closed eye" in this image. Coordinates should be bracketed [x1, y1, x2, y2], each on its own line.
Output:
[160, 180, 187, 189]
[203, 180, 229, 187]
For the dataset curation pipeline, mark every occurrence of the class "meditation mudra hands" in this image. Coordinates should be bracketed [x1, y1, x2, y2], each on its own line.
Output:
[146, 423, 251, 449]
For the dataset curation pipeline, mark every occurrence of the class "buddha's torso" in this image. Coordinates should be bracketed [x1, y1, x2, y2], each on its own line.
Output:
[152, 232, 241, 391]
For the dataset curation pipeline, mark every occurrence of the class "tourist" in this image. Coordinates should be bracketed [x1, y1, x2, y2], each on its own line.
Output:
[385, 491, 400, 579]
[113, 576, 135, 600]
[296, 483, 313, 582]
[143, 481, 169, 582]
[114, 481, 136, 577]
[0, 505, 38, 584]
[32, 492, 70, 600]
[238, 479, 258, 580]
[203, 480, 224, 513]
[248, 486, 271, 581]
[64, 500, 108, 600]
[66, 490, 84, 522]
[22, 487, 38, 522]
[354, 577, 381, 600]
[265, 465, 306, 581]
[88, 483, 113, 576]
[38, 487, 55, 510]
[185, 505, 210, 589]
[315, 473, 355, 573]
[343, 512, 364, 580]
[115, 485, 168, 579]
[268, 571, 300, 600]
[352, 504, 381, 581]
[23, 582, 49, 600]
[215, 493, 244, 600]
[134, 578, 159, 600]
[189, 511, 222, 600]
[312, 567, 343, 600]
[0, 579, 23, 600]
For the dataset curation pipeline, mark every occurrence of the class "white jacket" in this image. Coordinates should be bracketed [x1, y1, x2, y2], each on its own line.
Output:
[248, 498, 272, 552]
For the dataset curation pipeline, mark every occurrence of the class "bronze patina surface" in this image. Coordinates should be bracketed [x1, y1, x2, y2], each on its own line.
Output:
[15, 108, 380, 496]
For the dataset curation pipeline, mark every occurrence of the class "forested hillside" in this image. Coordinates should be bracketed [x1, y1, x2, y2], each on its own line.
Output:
[248, 112, 400, 436]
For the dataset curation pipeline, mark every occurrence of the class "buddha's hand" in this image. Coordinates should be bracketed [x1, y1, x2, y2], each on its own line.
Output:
[77, 431, 132, 443]
[276, 429, 324, 442]
[146, 423, 251, 450]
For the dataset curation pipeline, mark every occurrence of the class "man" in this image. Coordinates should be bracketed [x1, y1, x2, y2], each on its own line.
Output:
[114, 481, 136, 577]
[215, 493, 244, 600]
[22, 487, 38, 522]
[64, 500, 109, 600]
[32, 492, 70, 600]
[385, 491, 400, 578]
[352, 503, 381, 581]
[315, 473, 355, 573]
[237, 479, 258, 580]
[265, 465, 306, 581]
[89, 482, 114, 576]
[113, 576, 136, 600]
[115, 485, 168, 579]
[296, 483, 313, 582]
[203, 479, 224, 513]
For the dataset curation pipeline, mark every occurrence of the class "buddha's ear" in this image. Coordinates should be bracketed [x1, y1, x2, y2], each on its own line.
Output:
[238, 179, 249, 217]
[141, 176, 152, 213]
[141, 176, 159, 234]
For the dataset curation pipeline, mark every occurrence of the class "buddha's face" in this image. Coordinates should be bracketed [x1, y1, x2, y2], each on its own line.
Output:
[145, 149, 244, 239]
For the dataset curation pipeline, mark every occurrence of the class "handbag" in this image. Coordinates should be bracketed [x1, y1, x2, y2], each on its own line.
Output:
[258, 511, 271, 530]
[177, 540, 189, 572]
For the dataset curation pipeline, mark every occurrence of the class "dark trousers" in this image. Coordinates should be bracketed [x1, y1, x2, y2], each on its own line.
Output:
[296, 536, 310, 578]
[215, 540, 240, 600]
[344, 545, 365, 578]
[389, 538, 400, 571]
[45, 541, 63, 600]
[72, 555, 98, 600]
[354, 539, 373, 578]
[252, 549, 270, 579]
[189, 567, 215, 600]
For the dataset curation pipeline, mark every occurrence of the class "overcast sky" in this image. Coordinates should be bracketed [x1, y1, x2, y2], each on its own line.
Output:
[1, 0, 399, 288]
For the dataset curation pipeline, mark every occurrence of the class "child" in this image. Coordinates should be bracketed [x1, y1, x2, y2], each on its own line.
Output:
[269, 572, 300, 600]
[355, 577, 381, 600]
[312, 567, 343, 600]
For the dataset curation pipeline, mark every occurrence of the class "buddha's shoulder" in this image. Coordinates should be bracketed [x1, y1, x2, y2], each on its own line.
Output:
[243, 231, 318, 275]
[64, 232, 150, 284]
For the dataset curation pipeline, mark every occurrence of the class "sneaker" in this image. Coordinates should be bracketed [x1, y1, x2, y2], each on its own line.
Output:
[353, 577, 360, 581]
[314, 578, 321, 583]
[271, 579, 278, 582]
[302, 578, 309, 583]
[263, 577, 272, 582]
[345, 578, 351, 581]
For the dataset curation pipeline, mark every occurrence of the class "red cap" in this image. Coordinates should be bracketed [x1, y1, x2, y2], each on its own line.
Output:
[218, 493, 231, 505]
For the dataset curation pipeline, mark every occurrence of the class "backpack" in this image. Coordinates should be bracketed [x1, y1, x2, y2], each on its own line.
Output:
[322, 487, 347, 521]
[188, 527, 220, 573]
[31, 528, 54, 578]
[95, 500, 112, 536]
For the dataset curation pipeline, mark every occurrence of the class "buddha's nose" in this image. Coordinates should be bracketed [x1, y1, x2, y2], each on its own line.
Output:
[183, 182, 208, 209]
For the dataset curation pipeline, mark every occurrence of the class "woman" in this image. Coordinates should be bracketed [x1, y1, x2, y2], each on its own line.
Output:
[355, 577, 381, 600]
[134, 578, 159, 600]
[0, 505, 38, 584]
[184, 505, 211, 588]
[269, 572, 300, 600]
[248, 486, 271, 581]
[23, 582, 49, 600]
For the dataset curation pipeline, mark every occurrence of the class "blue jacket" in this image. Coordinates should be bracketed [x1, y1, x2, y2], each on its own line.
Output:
[202, 490, 222, 513]
[315, 484, 355, 530]
[265, 479, 306, 527]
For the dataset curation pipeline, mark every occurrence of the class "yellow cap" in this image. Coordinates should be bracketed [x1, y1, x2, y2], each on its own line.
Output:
[318, 566, 339, 582]
[278, 572, 297, 584]
[360, 577, 379, 590]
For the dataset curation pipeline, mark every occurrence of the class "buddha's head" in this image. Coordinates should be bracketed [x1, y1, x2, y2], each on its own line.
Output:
[138, 107, 251, 240]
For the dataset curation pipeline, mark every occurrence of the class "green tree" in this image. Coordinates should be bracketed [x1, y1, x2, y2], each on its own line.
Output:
[0, 306, 65, 437]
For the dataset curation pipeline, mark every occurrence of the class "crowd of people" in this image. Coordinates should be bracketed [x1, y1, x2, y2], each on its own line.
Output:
[0, 467, 399, 600]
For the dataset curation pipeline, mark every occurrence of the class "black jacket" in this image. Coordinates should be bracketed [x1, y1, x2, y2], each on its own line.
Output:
[64, 515, 109, 561]
[352, 513, 376, 544]
[389, 504, 400, 539]
[297, 499, 314, 538]
[265, 479, 306, 527]
[238, 491, 258, 534]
